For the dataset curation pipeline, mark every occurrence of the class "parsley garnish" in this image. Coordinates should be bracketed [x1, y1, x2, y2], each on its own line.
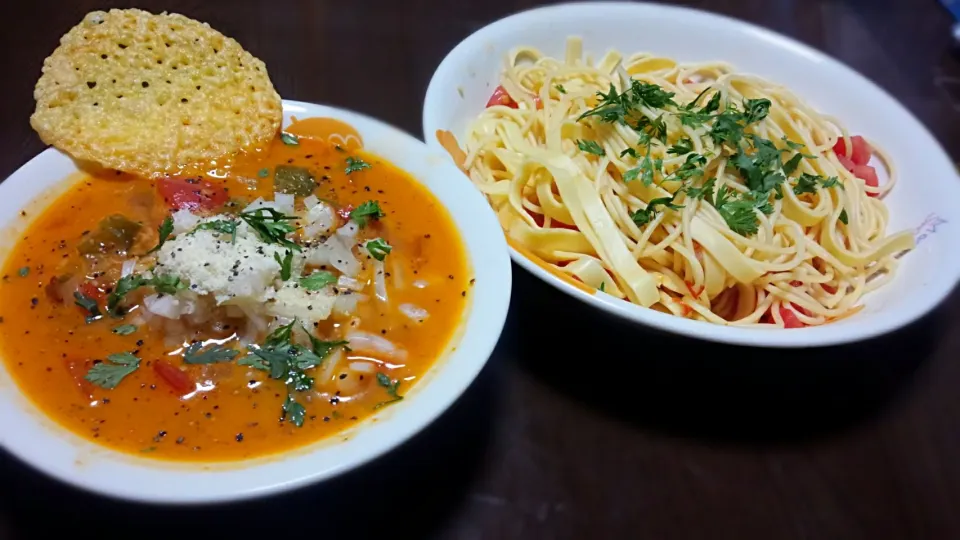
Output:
[274, 249, 293, 280]
[194, 219, 238, 243]
[631, 195, 683, 226]
[145, 217, 174, 255]
[84, 352, 140, 389]
[579, 80, 677, 125]
[239, 208, 300, 251]
[555, 84, 566, 94]
[182, 342, 239, 364]
[239, 320, 348, 427]
[344, 157, 371, 175]
[373, 372, 404, 409]
[74, 291, 102, 323]
[280, 132, 299, 146]
[300, 271, 337, 290]
[257, 168, 270, 178]
[577, 139, 606, 156]
[17, 266, 29, 277]
[111, 324, 137, 336]
[365, 238, 392, 261]
[349, 200, 384, 228]
[839, 209, 849, 225]
[667, 137, 694, 156]
[712, 186, 770, 236]
[685, 177, 717, 202]
[107, 274, 186, 314]
[793, 174, 820, 195]
[599, 282, 606, 292]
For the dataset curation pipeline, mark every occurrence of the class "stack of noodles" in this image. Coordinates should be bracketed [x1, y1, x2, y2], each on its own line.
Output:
[453, 38, 914, 327]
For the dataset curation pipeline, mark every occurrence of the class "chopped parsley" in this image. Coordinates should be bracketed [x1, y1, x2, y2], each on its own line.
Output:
[578, 80, 677, 125]
[239, 320, 348, 427]
[74, 291, 102, 323]
[365, 238, 392, 261]
[107, 273, 187, 314]
[274, 249, 293, 280]
[576, 139, 606, 156]
[280, 132, 299, 146]
[183, 342, 239, 364]
[349, 200, 384, 228]
[239, 208, 300, 251]
[631, 195, 683, 226]
[84, 352, 140, 389]
[194, 219, 238, 243]
[17, 266, 29, 277]
[667, 137, 694, 156]
[257, 167, 270, 178]
[111, 324, 137, 336]
[300, 271, 337, 291]
[555, 84, 567, 94]
[145, 216, 174, 255]
[839, 209, 849, 225]
[373, 372, 404, 409]
[344, 156, 372, 175]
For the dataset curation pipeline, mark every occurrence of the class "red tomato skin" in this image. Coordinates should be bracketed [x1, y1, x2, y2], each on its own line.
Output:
[486, 86, 518, 109]
[833, 135, 871, 166]
[157, 177, 228, 211]
[836, 154, 856, 173]
[778, 305, 806, 328]
[153, 360, 195, 395]
[852, 164, 880, 196]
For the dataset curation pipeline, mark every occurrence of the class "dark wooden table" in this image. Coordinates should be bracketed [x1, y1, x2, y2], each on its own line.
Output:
[3, 1, 960, 538]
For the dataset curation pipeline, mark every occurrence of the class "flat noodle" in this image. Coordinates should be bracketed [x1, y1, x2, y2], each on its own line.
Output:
[455, 37, 915, 327]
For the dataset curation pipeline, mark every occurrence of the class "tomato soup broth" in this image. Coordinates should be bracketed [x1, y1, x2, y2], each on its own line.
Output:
[0, 120, 469, 461]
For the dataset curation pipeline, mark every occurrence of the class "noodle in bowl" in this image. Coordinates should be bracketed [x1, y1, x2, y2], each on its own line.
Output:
[424, 2, 960, 347]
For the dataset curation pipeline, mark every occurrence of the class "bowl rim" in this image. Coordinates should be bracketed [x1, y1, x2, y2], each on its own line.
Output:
[422, 1, 960, 348]
[0, 100, 512, 503]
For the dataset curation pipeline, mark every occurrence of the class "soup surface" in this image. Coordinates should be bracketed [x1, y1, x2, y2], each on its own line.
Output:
[0, 118, 469, 461]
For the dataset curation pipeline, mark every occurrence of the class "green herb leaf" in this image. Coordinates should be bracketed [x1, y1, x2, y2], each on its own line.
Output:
[365, 238, 392, 261]
[17, 266, 29, 277]
[599, 282, 606, 292]
[300, 271, 337, 290]
[194, 219, 238, 243]
[631, 195, 683, 226]
[302, 326, 349, 360]
[374, 372, 404, 409]
[274, 250, 293, 281]
[712, 186, 764, 236]
[282, 394, 307, 426]
[620, 148, 640, 159]
[577, 139, 606, 156]
[280, 132, 299, 146]
[685, 177, 717, 204]
[344, 156, 372, 175]
[257, 167, 270, 178]
[555, 84, 566, 94]
[820, 176, 842, 189]
[667, 137, 694, 155]
[74, 291, 102, 323]
[743, 98, 772, 124]
[781, 136, 804, 150]
[578, 81, 677, 126]
[182, 342, 239, 364]
[84, 352, 140, 389]
[107, 274, 185, 313]
[793, 174, 820, 195]
[350, 200, 384, 228]
[111, 324, 137, 336]
[239, 208, 300, 250]
[151, 274, 187, 296]
[265, 319, 296, 348]
[839, 209, 849, 225]
[145, 216, 174, 255]
[782, 153, 804, 176]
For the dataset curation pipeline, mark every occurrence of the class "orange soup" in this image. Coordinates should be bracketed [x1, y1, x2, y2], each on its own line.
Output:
[0, 119, 469, 461]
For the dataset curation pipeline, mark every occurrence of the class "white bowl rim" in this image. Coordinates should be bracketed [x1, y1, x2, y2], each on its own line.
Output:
[0, 100, 512, 503]
[422, 1, 960, 348]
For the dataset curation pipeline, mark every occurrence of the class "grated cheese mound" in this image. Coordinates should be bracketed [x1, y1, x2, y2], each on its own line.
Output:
[30, 9, 282, 176]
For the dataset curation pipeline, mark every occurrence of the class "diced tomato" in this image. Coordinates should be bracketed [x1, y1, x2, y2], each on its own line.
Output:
[778, 305, 805, 328]
[157, 177, 228, 211]
[63, 358, 95, 401]
[78, 281, 104, 300]
[789, 280, 803, 287]
[832, 135, 871, 166]
[836, 154, 856, 173]
[822, 284, 837, 294]
[533, 95, 543, 110]
[485, 85, 518, 109]
[684, 280, 704, 298]
[153, 360, 195, 395]
[851, 164, 879, 195]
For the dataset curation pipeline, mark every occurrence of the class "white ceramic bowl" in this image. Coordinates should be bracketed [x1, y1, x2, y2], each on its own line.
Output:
[0, 101, 511, 503]
[423, 2, 960, 347]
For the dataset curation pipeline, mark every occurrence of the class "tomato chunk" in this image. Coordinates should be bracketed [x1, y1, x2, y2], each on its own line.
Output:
[154, 360, 195, 395]
[485, 85, 518, 109]
[157, 177, 228, 211]
[832, 135, 871, 166]
[836, 154, 856, 173]
[851, 164, 879, 193]
[778, 305, 805, 328]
